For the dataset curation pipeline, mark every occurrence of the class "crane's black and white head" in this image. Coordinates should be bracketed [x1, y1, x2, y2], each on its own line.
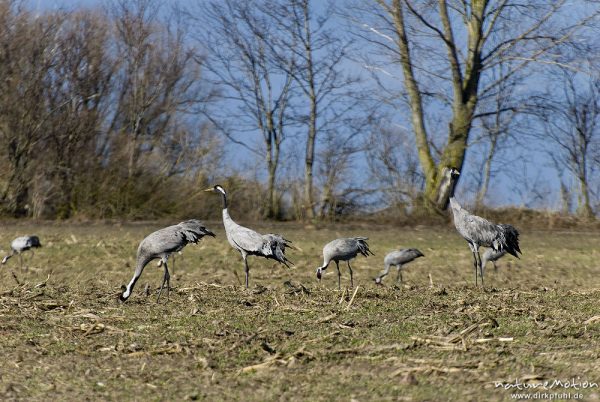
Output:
[440, 167, 461, 207]
[119, 285, 130, 302]
[447, 167, 460, 179]
[204, 184, 226, 195]
[316, 267, 323, 281]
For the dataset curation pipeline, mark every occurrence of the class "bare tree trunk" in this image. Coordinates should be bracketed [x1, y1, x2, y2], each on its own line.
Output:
[304, 103, 317, 219]
[578, 174, 594, 218]
[560, 181, 571, 215]
[387, 0, 482, 212]
[265, 131, 280, 219]
[368, 0, 587, 213]
[303, 1, 317, 220]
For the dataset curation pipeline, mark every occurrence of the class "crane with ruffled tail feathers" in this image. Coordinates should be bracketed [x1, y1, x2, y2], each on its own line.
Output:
[204, 185, 294, 288]
[444, 167, 521, 287]
[316, 237, 373, 289]
[120, 220, 215, 302]
[374, 248, 424, 285]
[482, 249, 507, 272]
[2, 235, 42, 270]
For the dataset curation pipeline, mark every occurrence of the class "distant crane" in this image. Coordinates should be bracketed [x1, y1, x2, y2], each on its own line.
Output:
[316, 237, 373, 289]
[374, 248, 424, 285]
[1, 235, 42, 269]
[204, 185, 293, 288]
[444, 167, 521, 287]
[481, 249, 507, 272]
[120, 220, 215, 302]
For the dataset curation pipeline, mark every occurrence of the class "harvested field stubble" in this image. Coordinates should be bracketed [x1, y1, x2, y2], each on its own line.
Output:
[1, 222, 599, 401]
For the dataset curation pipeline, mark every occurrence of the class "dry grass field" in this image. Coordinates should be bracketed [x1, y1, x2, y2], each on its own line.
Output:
[1, 221, 600, 401]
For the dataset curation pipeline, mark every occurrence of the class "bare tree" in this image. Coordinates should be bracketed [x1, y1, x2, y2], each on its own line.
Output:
[39, 9, 112, 218]
[192, 0, 294, 218]
[315, 128, 364, 220]
[275, 0, 361, 220]
[533, 69, 600, 218]
[0, 3, 64, 216]
[471, 63, 520, 207]
[366, 125, 424, 210]
[350, 0, 600, 212]
[102, 0, 205, 215]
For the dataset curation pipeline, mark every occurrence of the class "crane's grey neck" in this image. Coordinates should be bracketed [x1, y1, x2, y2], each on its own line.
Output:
[122, 257, 147, 300]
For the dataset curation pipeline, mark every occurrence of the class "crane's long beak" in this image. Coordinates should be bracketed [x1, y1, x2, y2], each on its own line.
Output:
[203, 187, 214, 192]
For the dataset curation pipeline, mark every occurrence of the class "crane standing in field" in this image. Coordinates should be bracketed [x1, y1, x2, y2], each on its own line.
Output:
[316, 237, 373, 289]
[374, 248, 424, 285]
[120, 220, 215, 302]
[481, 249, 507, 272]
[2, 235, 42, 270]
[204, 185, 293, 288]
[444, 167, 521, 287]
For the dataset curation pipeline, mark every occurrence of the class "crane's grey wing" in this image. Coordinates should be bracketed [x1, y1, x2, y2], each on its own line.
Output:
[384, 250, 401, 265]
[483, 248, 507, 261]
[326, 237, 372, 259]
[177, 219, 216, 242]
[228, 224, 267, 254]
[399, 248, 424, 262]
[140, 226, 187, 255]
[326, 238, 354, 255]
[405, 248, 424, 258]
[459, 215, 499, 247]
[140, 221, 214, 257]
[11, 236, 30, 251]
[385, 249, 424, 265]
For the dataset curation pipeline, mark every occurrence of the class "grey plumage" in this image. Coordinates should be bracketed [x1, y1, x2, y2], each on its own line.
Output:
[120, 219, 215, 302]
[316, 237, 373, 289]
[2, 235, 42, 269]
[481, 249, 507, 272]
[205, 185, 293, 288]
[375, 248, 424, 285]
[445, 167, 521, 286]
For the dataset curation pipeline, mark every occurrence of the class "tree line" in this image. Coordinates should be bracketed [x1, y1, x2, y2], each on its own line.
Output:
[1, 0, 599, 221]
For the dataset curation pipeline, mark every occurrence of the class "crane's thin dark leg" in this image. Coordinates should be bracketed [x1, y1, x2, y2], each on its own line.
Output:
[477, 251, 484, 288]
[493, 261, 498, 271]
[347, 261, 353, 288]
[396, 266, 403, 284]
[157, 261, 170, 303]
[243, 255, 250, 289]
[470, 251, 478, 286]
[335, 261, 341, 290]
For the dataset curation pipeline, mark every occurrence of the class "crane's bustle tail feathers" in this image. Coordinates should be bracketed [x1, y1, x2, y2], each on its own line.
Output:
[177, 220, 216, 243]
[497, 224, 521, 258]
[262, 233, 294, 266]
[356, 238, 373, 257]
